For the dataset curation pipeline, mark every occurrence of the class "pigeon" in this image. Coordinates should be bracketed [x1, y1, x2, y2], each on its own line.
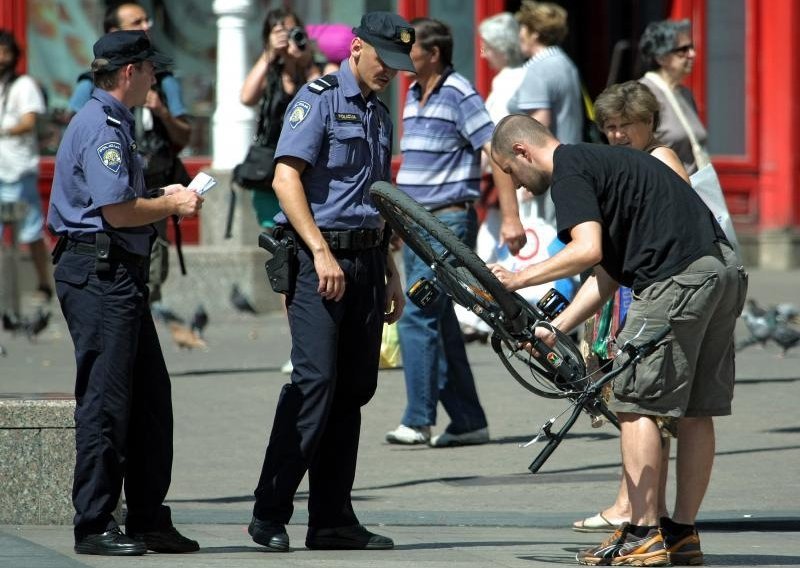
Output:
[746, 298, 768, 318]
[775, 303, 799, 325]
[0, 344, 7, 357]
[2, 311, 22, 333]
[230, 284, 257, 314]
[737, 299, 774, 351]
[190, 304, 209, 337]
[151, 302, 186, 325]
[168, 322, 207, 350]
[768, 310, 800, 357]
[23, 308, 51, 340]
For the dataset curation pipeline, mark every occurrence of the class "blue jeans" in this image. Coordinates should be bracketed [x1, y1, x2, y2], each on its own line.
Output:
[397, 208, 487, 434]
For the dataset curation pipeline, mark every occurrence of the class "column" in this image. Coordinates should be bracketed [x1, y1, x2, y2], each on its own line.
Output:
[212, 0, 254, 170]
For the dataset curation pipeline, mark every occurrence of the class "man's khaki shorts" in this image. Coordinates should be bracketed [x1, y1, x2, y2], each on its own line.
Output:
[609, 242, 748, 418]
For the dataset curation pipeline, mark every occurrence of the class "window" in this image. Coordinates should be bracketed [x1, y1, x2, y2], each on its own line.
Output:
[705, 0, 745, 155]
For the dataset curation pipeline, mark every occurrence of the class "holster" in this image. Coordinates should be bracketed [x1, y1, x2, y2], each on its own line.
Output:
[51, 236, 68, 265]
[258, 229, 296, 295]
[95, 233, 112, 274]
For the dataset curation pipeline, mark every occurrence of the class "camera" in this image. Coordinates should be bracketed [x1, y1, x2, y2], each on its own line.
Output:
[288, 26, 307, 50]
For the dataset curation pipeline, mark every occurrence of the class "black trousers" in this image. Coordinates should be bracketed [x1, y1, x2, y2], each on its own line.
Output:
[253, 246, 386, 528]
[55, 251, 173, 538]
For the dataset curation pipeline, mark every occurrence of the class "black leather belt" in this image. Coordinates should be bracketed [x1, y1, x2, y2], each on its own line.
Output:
[280, 227, 384, 251]
[65, 239, 147, 266]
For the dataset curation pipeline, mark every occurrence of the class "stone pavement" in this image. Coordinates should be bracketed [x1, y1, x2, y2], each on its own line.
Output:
[1, 268, 799, 567]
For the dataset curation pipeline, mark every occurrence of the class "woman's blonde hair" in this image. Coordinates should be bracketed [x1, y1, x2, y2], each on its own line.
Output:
[515, 1, 568, 47]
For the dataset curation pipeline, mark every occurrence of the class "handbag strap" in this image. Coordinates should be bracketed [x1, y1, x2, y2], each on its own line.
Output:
[254, 65, 285, 146]
[253, 83, 270, 144]
[644, 71, 709, 170]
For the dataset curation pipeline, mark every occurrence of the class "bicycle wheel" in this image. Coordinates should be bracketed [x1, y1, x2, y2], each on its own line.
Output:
[490, 311, 589, 399]
[370, 181, 586, 399]
[371, 181, 527, 336]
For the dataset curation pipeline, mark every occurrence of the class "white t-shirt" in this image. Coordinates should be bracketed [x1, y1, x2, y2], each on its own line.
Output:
[485, 66, 526, 125]
[0, 75, 45, 182]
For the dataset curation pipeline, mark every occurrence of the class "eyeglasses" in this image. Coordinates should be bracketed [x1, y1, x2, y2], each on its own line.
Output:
[670, 43, 694, 55]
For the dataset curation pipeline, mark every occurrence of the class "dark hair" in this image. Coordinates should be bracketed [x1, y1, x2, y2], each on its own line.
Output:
[410, 17, 453, 68]
[594, 81, 661, 132]
[104, 2, 144, 33]
[0, 29, 21, 71]
[492, 113, 554, 158]
[261, 7, 305, 45]
[639, 19, 692, 71]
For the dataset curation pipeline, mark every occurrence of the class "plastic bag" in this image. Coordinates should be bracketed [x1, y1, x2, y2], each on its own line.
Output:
[379, 322, 402, 369]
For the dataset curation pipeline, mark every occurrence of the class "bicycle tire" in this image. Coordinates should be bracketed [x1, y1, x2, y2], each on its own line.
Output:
[371, 181, 526, 333]
[370, 181, 585, 399]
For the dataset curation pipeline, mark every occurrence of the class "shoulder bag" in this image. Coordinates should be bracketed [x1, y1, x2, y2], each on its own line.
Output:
[232, 71, 281, 191]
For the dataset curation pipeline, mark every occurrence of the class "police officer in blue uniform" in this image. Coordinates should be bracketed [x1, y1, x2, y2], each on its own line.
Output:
[248, 11, 412, 552]
[47, 31, 202, 556]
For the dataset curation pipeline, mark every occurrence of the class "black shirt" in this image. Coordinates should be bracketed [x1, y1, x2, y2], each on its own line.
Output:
[551, 143, 725, 292]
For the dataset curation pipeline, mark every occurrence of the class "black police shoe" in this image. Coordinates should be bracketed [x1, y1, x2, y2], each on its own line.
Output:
[248, 516, 290, 551]
[305, 524, 394, 550]
[74, 527, 147, 556]
[126, 526, 199, 553]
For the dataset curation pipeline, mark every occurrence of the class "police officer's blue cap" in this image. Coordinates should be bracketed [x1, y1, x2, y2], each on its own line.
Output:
[91, 30, 171, 71]
[353, 12, 416, 73]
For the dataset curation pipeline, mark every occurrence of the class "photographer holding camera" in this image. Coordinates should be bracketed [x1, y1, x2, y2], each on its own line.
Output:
[240, 8, 322, 232]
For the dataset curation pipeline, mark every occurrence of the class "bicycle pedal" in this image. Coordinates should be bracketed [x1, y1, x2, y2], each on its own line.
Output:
[407, 277, 439, 308]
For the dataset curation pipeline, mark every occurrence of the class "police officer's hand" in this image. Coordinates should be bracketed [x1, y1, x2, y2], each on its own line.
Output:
[313, 247, 346, 301]
[384, 272, 405, 324]
[169, 189, 203, 218]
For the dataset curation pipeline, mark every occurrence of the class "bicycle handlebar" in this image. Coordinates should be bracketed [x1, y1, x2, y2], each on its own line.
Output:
[619, 324, 671, 360]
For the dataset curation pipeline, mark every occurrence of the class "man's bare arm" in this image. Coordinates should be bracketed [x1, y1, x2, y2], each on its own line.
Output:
[481, 142, 526, 255]
[491, 220, 603, 290]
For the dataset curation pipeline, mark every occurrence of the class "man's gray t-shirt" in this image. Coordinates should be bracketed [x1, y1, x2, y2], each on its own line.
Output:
[509, 46, 583, 144]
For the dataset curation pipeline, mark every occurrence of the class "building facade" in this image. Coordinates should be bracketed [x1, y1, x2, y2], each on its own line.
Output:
[2, 0, 798, 267]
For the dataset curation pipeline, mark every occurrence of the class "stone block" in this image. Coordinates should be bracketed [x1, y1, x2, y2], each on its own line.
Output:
[0, 394, 75, 524]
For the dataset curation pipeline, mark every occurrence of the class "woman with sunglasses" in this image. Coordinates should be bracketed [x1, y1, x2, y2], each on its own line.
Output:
[639, 19, 708, 174]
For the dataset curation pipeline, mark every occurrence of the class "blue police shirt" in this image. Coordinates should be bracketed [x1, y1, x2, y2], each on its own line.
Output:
[273, 61, 392, 230]
[48, 89, 153, 256]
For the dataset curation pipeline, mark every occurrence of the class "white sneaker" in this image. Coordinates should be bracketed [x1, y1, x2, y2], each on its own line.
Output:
[385, 424, 431, 445]
[430, 427, 489, 447]
[280, 359, 293, 374]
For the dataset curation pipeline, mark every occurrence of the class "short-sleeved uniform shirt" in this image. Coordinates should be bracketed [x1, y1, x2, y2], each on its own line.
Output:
[272, 61, 393, 230]
[509, 46, 583, 145]
[48, 89, 152, 256]
[396, 68, 494, 208]
[551, 143, 725, 292]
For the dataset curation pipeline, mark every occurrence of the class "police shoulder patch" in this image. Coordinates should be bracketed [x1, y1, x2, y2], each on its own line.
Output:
[288, 101, 312, 130]
[96, 141, 123, 173]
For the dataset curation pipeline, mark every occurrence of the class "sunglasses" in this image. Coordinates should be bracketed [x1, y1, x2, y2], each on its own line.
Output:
[670, 43, 695, 55]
